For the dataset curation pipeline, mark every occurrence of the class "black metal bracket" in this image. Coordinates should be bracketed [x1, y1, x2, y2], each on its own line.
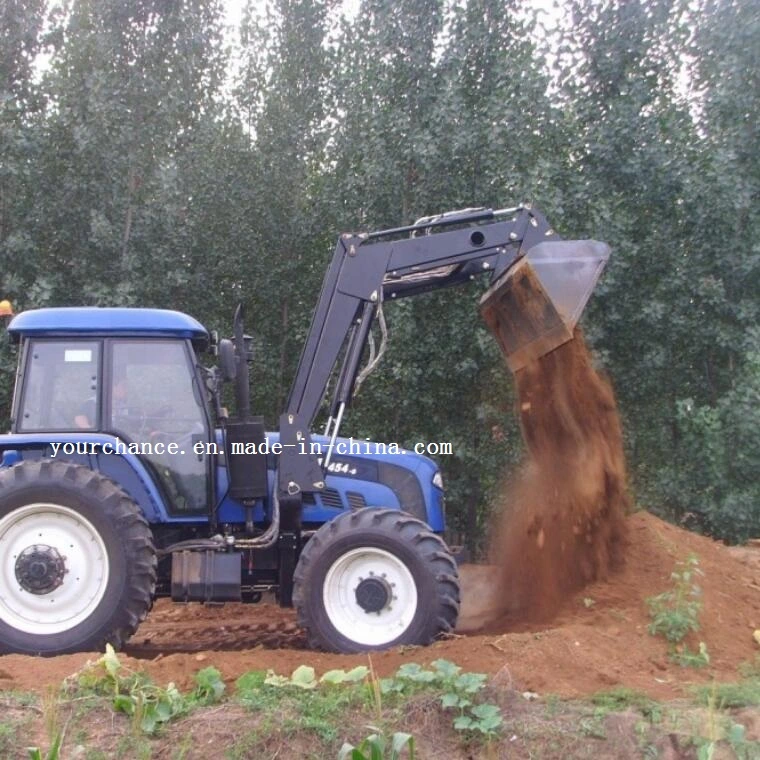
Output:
[277, 531, 299, 607]
[277, 206, 560, 505]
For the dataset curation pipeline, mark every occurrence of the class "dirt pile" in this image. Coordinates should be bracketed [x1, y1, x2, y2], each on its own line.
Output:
[472, 329, 631, 628]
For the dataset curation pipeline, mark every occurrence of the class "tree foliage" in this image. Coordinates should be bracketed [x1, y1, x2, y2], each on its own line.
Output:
[0, 0, 758, 543]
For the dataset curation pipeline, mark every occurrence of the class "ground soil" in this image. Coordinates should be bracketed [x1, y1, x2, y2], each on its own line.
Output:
[1, 510, 758, 701]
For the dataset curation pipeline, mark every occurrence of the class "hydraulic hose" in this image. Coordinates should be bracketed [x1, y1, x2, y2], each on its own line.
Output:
[160, 491, 281, 554]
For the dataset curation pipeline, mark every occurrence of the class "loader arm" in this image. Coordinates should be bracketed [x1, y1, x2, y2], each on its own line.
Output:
[277, 205, 609, 512]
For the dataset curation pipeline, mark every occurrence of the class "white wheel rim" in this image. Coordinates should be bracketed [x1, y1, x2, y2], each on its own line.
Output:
[0, 503, 110, 635]
[323, 547, 418, 647]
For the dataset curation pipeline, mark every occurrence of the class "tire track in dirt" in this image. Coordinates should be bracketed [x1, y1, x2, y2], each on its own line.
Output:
[124, 601, 307, 656]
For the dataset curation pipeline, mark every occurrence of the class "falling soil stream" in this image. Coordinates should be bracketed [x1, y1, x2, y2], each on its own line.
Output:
[465, 328, 631, 629]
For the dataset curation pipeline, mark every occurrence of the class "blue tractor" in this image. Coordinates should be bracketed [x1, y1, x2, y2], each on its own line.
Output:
[0, 207, 609, 655]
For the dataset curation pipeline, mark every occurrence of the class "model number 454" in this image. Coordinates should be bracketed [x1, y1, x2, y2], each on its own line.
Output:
[322, 460, 357, 475]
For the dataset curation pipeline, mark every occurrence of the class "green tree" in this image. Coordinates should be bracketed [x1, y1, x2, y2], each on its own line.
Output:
[1, 0, 47, 300]
[554, 1, 706, 494]
[327, 0, 560, 545]
[657, 0, 760, 539]
[23, 0, 227, 306]
[328, 0, 445, 226]
[0, 0, 47, 426]
[552, 0, 760, 541]
[671, 329, 760, 542]
[234, 0, 336, 414]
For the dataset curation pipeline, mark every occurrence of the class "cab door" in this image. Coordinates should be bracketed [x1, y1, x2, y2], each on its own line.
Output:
[109, 340, 212, 513]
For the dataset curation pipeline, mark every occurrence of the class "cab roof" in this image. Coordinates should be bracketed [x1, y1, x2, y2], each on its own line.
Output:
[7, 308, 209, 346]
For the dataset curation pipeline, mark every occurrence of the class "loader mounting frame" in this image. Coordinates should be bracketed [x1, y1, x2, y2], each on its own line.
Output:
[277, 206, 560, 517]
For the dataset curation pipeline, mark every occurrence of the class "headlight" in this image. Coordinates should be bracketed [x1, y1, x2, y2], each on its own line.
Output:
[432, 471, 444, 489]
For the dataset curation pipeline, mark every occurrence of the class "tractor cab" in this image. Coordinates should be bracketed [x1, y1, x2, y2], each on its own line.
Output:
[7, 308, 214, 513]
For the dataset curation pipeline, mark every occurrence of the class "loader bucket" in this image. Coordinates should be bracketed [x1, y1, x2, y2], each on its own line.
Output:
[480, 239, 610, 372]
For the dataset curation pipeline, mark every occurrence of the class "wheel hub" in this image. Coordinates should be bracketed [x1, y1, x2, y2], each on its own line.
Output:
[15, 544, 67, 595]
[355, 576, 391, 614]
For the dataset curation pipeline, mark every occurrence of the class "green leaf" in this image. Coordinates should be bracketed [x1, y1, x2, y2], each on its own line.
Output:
[47, 733, 62, 760]
[454, 672, 487, 693]
[343, 665, 370, 682]
[140, 709, 158, 735]
[337, 745, 365, 760]
[101, 644, 121, 679]
[727, 722, 745, 745]
[471, 703, 501, 720]
[112, 694, 134, 715]
[365, 735, 385, 760]
[396, 663, 424, 679]
[154, 699, 172, 722]
[320, 665, 369, 685]
[470, 703, 503, 733]
[390, 732, 415, 759]
[320, 669, 349, 685]
[431, 659, 460, 679]
[235, 671, 266, 695]
[194, 666, 225, 702]
[395, 663, 436, 684]
[379, 678, 396, 694]
[697, 742, 715, 760]
[263, 670, 290, 688]
[290, 665, 317, 689]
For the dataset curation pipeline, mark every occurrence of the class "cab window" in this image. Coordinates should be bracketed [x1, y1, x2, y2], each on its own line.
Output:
[109, 340, 211, 512]
[17, 341, 100, 432]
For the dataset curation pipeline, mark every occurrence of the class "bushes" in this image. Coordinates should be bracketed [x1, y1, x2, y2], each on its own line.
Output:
[661, 329, 760, 543]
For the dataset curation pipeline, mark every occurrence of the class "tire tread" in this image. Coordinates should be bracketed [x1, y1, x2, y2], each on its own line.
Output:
[293, 508, 460, 653]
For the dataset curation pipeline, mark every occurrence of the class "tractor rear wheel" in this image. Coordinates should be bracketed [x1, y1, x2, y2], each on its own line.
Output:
[0, 460, 156, 655]
[293, 508, 460, 653]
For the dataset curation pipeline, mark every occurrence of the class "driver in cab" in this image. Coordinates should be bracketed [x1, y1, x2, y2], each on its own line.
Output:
[74, 374, 150, 435]
[74, 376, 129, 430]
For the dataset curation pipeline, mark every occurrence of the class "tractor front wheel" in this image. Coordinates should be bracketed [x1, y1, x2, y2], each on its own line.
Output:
[0, 460, 156, 655]
[293, 508, 460, 652]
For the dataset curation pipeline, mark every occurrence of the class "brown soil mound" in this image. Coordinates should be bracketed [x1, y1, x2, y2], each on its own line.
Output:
[485, 329, 630, 624]
[1, 511, 759, 700]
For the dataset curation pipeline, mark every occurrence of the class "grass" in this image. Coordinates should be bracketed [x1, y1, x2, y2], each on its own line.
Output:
[739, 655, 760, 679]
[590, 687, 662, 720]
[646, 554, 711, 668]
[236, 669, 366, 740]
[233, 669, 370, 757]
[692, 679, 760, 709]
[0, 722, 19, 757]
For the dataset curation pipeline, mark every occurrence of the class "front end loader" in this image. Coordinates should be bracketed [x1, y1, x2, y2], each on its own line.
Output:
[0, 205, 609, 655]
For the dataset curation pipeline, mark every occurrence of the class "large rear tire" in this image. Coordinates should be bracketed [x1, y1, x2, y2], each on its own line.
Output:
[0, 460, 156, 655]
[293, 508, 460, 653]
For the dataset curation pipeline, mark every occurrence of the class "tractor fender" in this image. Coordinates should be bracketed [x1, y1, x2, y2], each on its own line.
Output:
[0, 433, 170, 522]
